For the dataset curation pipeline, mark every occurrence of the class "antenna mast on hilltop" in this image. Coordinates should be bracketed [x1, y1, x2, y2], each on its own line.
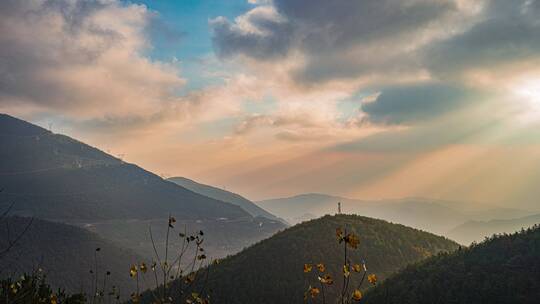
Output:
[337, 202, 341, 214]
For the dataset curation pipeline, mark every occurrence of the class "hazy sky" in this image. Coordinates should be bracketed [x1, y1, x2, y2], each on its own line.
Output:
[1, 0, 540, 207]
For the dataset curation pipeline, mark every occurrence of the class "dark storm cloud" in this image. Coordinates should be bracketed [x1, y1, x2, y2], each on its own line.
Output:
[361, 84, 471, 124]
[272, 0, 455, 49]
[425, 0, 540, 76]
[212, 0, 540, 83]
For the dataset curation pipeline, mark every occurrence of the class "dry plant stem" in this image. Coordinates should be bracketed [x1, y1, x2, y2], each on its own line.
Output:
[340, 229, 347, 304]
[139, 271, 160, 303]
[319, 281, 326, 304]
[357, 270, 367, 290]
[102, 272, 108, 303]
[0, 217, 33, 261]
[136, 272, 140, 299]
[149, 226, 162, 289]
[172, 225, 188, 279]
[93, 250, 99, 304]
[163, 216, 171, 301]
[196, 263, 211, 299]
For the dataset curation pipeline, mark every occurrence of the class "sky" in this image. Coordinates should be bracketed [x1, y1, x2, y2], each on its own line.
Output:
[1, 0, 540, 208]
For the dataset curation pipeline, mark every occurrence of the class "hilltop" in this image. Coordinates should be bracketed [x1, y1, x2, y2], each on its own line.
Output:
[143, 214, 459, 304]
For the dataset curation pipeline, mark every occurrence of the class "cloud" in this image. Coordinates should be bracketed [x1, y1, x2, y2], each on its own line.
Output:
[210, 5, 292, 59]
[425, 0, 540, 78]
[211, 0, 478, 84]
[0, 0, 185, 120]
[209, 0, 540, 130]
[360, 83, 473, 124]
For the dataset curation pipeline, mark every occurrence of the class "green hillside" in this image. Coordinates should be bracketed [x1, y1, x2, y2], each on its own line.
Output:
[363, 225, 540, 304]
[142, 214, 459, 304]
[0, 217, 141, 298]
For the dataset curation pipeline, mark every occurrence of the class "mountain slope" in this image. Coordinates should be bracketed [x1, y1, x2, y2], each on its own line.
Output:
[257, 193, 531, 235]
[168, 176, 284, 223]
[148, 214, 459, 304]
[447, 213, 540, 244]
[0, 216, 141, 298]
[364, 225, 540, 304]
[0, 114, 247, 221]
[0, 114, 285, 260]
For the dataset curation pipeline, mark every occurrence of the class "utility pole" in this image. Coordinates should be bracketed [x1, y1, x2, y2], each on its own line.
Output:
[338, 202, 341, 214]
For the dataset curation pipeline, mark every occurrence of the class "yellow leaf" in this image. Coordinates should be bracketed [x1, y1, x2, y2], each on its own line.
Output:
[168, 216, 176, 228]
[345, 233, 360, 249]
[309, 287, 320, 298]
[318, 274, 333, 285]
[343, 264, 350, 277]
[140, 262, 147, 273]
[317, 263, 325, 272]
[131, 293, 140, 303]
[352, 289, 362, 301]
[352, 264, 362, 272]
[336, 228, 344, 240]
[129, 265, 138, 277]
[368, 274, 377, 285]
[185, 273, 196, 284]
[303, 264, 313, 273]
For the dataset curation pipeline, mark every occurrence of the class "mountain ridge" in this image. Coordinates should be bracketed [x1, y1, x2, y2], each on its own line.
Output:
[168, 176, 286, 223]
[257, 193, 532, 236]
[448, 213, 540, 244]
[0, 113, 285, 261]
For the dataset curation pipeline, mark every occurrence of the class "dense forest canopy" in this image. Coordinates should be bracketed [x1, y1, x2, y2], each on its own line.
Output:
[364, 225, 540, 304]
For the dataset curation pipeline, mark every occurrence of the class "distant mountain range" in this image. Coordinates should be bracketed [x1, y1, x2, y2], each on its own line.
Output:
[364, 224, 540, 304]
[448, 213, 540, 244]
[142, 214, 459, 304]
[0, 113, 285, 260]
[0, 216, 141, 298]
[168, 176, 286, 224]
[257, 193, 533, 238]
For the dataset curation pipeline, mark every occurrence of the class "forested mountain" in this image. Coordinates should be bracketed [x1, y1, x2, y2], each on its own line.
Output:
[168, 176, 285, 223]
[257, 194, 531, 235]
[0, 114, 246, 220]
[0, 114, 285, 260]
[448, 213, 540, 244]
[143, 214, 459, 304]
[364, 225, 540, 304]
[0, 216, 141, 298]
